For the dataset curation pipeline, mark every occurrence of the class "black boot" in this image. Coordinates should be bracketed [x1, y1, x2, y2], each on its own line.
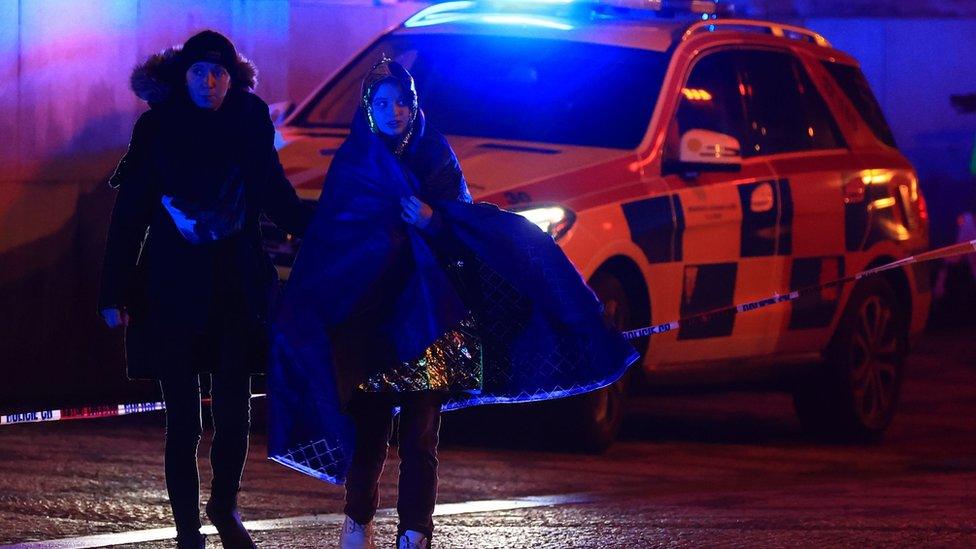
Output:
[175, 531, 205, 549]
[205, 498, 257, 549]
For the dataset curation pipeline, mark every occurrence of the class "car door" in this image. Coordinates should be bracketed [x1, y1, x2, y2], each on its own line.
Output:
[734, 49, 855, 355]
[651, 49, 783, 364]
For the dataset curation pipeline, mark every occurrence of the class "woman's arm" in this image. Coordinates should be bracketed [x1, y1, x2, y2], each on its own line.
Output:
[98, 112, 157, 317]
[407, 131, 471, 240]
[254, 100, 314, 237]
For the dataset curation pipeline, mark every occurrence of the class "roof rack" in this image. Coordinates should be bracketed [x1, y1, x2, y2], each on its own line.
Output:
[601, 0, 730, 15]
[683, 18, 832, 47]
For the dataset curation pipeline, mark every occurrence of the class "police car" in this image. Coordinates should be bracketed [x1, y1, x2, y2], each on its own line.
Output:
[263, 0, 931, 449]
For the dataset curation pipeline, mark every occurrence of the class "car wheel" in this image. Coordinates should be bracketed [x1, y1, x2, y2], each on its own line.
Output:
[563, 271, 633, 453]
[793, 276, 907, 439]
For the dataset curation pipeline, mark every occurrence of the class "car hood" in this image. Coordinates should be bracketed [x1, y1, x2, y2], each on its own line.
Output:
[276, 128, 635, 200]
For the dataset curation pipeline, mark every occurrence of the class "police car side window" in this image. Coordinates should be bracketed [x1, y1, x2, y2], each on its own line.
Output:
[737, 50, 846, 156]
[796, 58, 847, 150]
[821, 61, 896, 148]
[666, 50, 748, 160]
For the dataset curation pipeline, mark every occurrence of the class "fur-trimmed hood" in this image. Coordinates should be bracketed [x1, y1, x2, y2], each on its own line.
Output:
[130, 46, 258, 106]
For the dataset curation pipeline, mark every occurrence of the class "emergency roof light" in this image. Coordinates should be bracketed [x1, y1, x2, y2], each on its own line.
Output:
[404, 0, 735, 29]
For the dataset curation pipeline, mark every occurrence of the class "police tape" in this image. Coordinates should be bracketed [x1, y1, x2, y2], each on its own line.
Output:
[0, 395, 267, 426]
[621, 239, 976, 341]
[0, 402, 166, 426]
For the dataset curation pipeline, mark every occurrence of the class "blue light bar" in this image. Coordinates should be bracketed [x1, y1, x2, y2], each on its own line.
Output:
[405, 2, 575, 30]
[478, 13, 575, 30]
[404, 1, 476, 27]
[404, 12, 469, 28]
[494, 0, 576, 4]
[403, 0, 728, 30]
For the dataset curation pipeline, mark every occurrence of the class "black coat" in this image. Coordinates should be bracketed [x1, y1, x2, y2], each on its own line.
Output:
[100, 84, 311, 380]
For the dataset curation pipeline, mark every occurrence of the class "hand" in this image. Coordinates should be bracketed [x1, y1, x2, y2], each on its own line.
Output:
[101, 308, 130, 329]
[400, 196, 433, 229]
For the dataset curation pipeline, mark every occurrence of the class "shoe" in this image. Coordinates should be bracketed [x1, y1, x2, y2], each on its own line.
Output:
[205, 499, 257, 549]
[397, 530, 429, 549]
[175, 531, 205, 549]
[339, 515, 375, 549]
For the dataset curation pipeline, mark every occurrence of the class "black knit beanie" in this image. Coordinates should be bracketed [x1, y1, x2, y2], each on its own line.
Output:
[179, 30, 238, 73]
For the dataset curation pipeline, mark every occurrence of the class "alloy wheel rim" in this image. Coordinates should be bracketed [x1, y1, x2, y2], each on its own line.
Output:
[849, 295, 900, 428]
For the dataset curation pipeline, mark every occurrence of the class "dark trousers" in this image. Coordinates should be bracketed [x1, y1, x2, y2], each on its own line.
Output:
[159, 312, 253, 537]
[344, 390, 444, 540]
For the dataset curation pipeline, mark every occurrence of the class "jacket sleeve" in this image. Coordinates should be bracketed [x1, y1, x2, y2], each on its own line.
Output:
[254, 103, 314, 237]
[98, 112, 157, 312]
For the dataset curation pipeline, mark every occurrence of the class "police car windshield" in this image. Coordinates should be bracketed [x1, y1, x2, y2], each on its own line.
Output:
[294, 33, 668, 150]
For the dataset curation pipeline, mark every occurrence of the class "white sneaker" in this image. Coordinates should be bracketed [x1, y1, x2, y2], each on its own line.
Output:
[339, 515, 374, 549]
[397, 530, 429, 549]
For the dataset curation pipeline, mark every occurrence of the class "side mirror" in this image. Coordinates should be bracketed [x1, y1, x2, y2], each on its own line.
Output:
[663, 129, 742, 176]
[268, 101, 295, 126]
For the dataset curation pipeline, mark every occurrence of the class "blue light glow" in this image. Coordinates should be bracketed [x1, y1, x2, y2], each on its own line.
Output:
[405, 8, 574, 30]
[404, 0, 575, 30]
[477, 14, 574, 30]
[404, 12, 470, 28]
[404, 1, 476, 27]
[494, 0, 576, 4]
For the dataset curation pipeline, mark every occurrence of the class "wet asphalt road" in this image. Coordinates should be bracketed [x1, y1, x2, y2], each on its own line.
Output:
[1, 321, 975, 548]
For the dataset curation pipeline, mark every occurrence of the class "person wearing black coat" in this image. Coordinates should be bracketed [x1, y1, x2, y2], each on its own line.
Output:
[98, 30, 311, 549]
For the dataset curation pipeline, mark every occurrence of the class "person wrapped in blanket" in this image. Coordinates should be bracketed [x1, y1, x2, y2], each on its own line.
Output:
[268, 57, 639, 549]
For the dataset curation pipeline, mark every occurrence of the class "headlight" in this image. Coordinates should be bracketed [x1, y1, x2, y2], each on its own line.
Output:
[513, 205, 576, 241]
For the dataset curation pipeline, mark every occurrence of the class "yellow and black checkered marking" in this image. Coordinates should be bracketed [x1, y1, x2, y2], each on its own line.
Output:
[678, 262, 738, 340]
[788, 256, 844, 330]
[622, 195, 685, 264]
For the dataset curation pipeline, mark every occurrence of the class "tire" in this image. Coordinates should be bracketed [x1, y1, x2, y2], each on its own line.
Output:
[562, 271, 633, 452]
[793, 276, 907, 439]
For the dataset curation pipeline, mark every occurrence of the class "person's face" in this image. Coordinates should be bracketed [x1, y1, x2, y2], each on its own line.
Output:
[371, 82, 411, 136]
[185, 62, 231, 110]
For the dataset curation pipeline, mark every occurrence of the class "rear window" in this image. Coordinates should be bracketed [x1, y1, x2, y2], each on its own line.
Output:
[294, 33, 669, 149]
[821, 61, 897, 148]
[737, 50, 846, 156]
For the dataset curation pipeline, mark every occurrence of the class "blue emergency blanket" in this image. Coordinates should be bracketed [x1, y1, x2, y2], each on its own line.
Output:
[268, 111, 638, 484]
